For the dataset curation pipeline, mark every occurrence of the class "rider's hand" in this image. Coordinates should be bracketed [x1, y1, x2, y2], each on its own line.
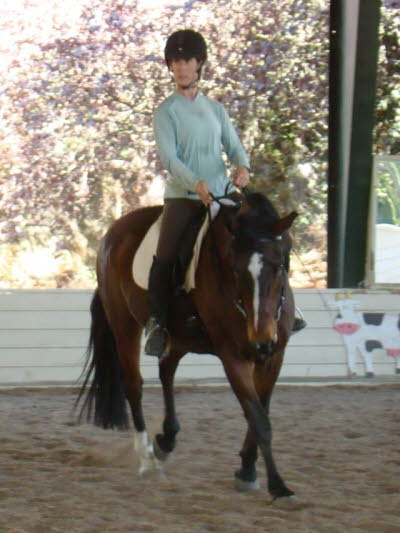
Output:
[195, 180, 212, 206]
[233, 166, 250, 189]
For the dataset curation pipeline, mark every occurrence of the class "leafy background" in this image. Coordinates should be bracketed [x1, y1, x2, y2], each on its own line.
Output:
[0, 0, 398, 288]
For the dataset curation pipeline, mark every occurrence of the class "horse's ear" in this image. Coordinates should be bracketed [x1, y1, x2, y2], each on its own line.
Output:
[270, 211, 298, 234]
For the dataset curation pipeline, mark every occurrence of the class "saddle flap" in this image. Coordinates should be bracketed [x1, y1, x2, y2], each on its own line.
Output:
[132, 203, 220, 292]
[132, 215, 162, 290]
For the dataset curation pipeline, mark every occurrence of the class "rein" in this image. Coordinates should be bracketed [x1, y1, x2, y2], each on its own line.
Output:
[205, 187, 239, 298]
[206, 184, 287, 336]
[275, 266, 286, 322]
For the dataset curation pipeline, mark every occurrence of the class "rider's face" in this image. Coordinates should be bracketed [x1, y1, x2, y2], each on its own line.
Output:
[170, 57, 202, 89]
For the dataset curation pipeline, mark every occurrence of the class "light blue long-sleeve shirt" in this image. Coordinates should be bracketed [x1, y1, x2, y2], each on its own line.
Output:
[153, 91, 250, 199]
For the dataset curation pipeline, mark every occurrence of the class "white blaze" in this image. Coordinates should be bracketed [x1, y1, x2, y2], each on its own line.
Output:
[248, 252, 263, 331]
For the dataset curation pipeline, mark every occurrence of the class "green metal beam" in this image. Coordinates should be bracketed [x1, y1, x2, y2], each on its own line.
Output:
[327, 0, 345, 287]
[343, 0, 381, 287]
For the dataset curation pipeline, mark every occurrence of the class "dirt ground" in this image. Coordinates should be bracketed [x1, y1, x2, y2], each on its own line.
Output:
[0, 385, 399, 533]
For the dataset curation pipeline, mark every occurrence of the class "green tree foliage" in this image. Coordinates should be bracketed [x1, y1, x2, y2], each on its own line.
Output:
[376, 161, 400, 225]
[374, 6, 400, 155]
[374, 6, 400, 232]
[0, 1, 397, 287]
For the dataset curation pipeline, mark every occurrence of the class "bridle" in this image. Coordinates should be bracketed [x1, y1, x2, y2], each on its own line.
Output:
[232, 233, 288, 362]
[250, 234, 287, 323]
[208, 188, 288, 329]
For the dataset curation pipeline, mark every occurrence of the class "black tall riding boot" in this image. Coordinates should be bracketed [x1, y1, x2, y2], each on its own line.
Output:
[144, 257, 172, 357]
[292, 316, 307, 333]
[285, 255, 307, 334]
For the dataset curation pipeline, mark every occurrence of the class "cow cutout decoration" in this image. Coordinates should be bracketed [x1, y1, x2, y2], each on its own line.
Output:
[329, 292, 400, 377]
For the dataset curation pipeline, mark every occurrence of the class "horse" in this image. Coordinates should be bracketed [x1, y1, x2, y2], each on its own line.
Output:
[77, 190, 299, 505]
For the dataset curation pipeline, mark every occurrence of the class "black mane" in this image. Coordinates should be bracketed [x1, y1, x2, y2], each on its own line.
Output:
[245, 192, 280, 223]
[233, 193, 280, 251]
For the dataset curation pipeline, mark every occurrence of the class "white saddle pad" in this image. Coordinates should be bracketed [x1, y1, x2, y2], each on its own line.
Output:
[132, 202, 222, 293]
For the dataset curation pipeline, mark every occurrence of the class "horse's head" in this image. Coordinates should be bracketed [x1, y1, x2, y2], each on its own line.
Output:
[226, 192, 297, 352]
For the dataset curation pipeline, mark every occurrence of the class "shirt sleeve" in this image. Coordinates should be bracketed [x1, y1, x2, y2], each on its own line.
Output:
[153, 105, 199, 193]
[219, 104, 250, 170]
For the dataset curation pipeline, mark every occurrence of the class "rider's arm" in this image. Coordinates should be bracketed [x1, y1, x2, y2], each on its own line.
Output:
[153, 106, 200, 193]
[219, 104, 250, 171]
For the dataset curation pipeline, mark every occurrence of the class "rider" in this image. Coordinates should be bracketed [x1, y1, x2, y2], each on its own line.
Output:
[144, 29, 250, 357]
[144, 29, 305, 358]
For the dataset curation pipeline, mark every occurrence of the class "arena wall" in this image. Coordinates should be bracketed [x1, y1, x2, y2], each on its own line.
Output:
[0, 289, 399, 386]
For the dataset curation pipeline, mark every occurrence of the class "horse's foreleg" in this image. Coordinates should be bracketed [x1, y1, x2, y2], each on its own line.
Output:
[153, 349, 184, 461]
[247, 400, 294, 500]
[235, 429, 259, 491]
[222, 356, 295, 503]
[235, 360, 280, 492]
[236, 393, 275, 492]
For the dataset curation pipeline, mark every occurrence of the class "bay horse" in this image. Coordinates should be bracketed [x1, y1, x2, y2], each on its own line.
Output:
[77, 190, 298, 505]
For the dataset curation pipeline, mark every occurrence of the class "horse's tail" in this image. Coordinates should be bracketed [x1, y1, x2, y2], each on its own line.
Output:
[75, 288, 129, 430]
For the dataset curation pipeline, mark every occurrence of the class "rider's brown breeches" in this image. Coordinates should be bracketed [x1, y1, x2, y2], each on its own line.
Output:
[156, 198, 204, 265]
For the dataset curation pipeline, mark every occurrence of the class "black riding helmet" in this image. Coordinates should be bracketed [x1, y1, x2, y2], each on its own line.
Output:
[164, 29, 207, 78]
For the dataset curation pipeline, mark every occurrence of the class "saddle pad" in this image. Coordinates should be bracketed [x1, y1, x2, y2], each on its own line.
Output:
[132, 202, 221, 293]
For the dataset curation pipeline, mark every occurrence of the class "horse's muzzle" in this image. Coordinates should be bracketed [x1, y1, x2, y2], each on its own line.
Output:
[256, 341, 277, 361]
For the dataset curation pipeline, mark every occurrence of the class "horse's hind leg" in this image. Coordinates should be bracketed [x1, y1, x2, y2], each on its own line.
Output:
[113, 317, 162, 476]
[153, 349, 185, 461]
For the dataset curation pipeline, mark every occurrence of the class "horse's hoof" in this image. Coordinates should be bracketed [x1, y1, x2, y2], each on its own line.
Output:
[235, 477, 260, 492]
[138, 448, 165, 479]
[272, 495, 301, 509]
[139, 464, 165, 480]
[138, 446, 165, 477]
[153, 436, 172, 462]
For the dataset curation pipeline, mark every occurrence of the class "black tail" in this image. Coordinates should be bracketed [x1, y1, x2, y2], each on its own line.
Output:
[76, 289, 129, 430]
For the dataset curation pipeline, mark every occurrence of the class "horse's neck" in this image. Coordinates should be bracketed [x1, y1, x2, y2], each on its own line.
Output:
[211, 212, 232, 253]
[205, 215, 237, 291]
